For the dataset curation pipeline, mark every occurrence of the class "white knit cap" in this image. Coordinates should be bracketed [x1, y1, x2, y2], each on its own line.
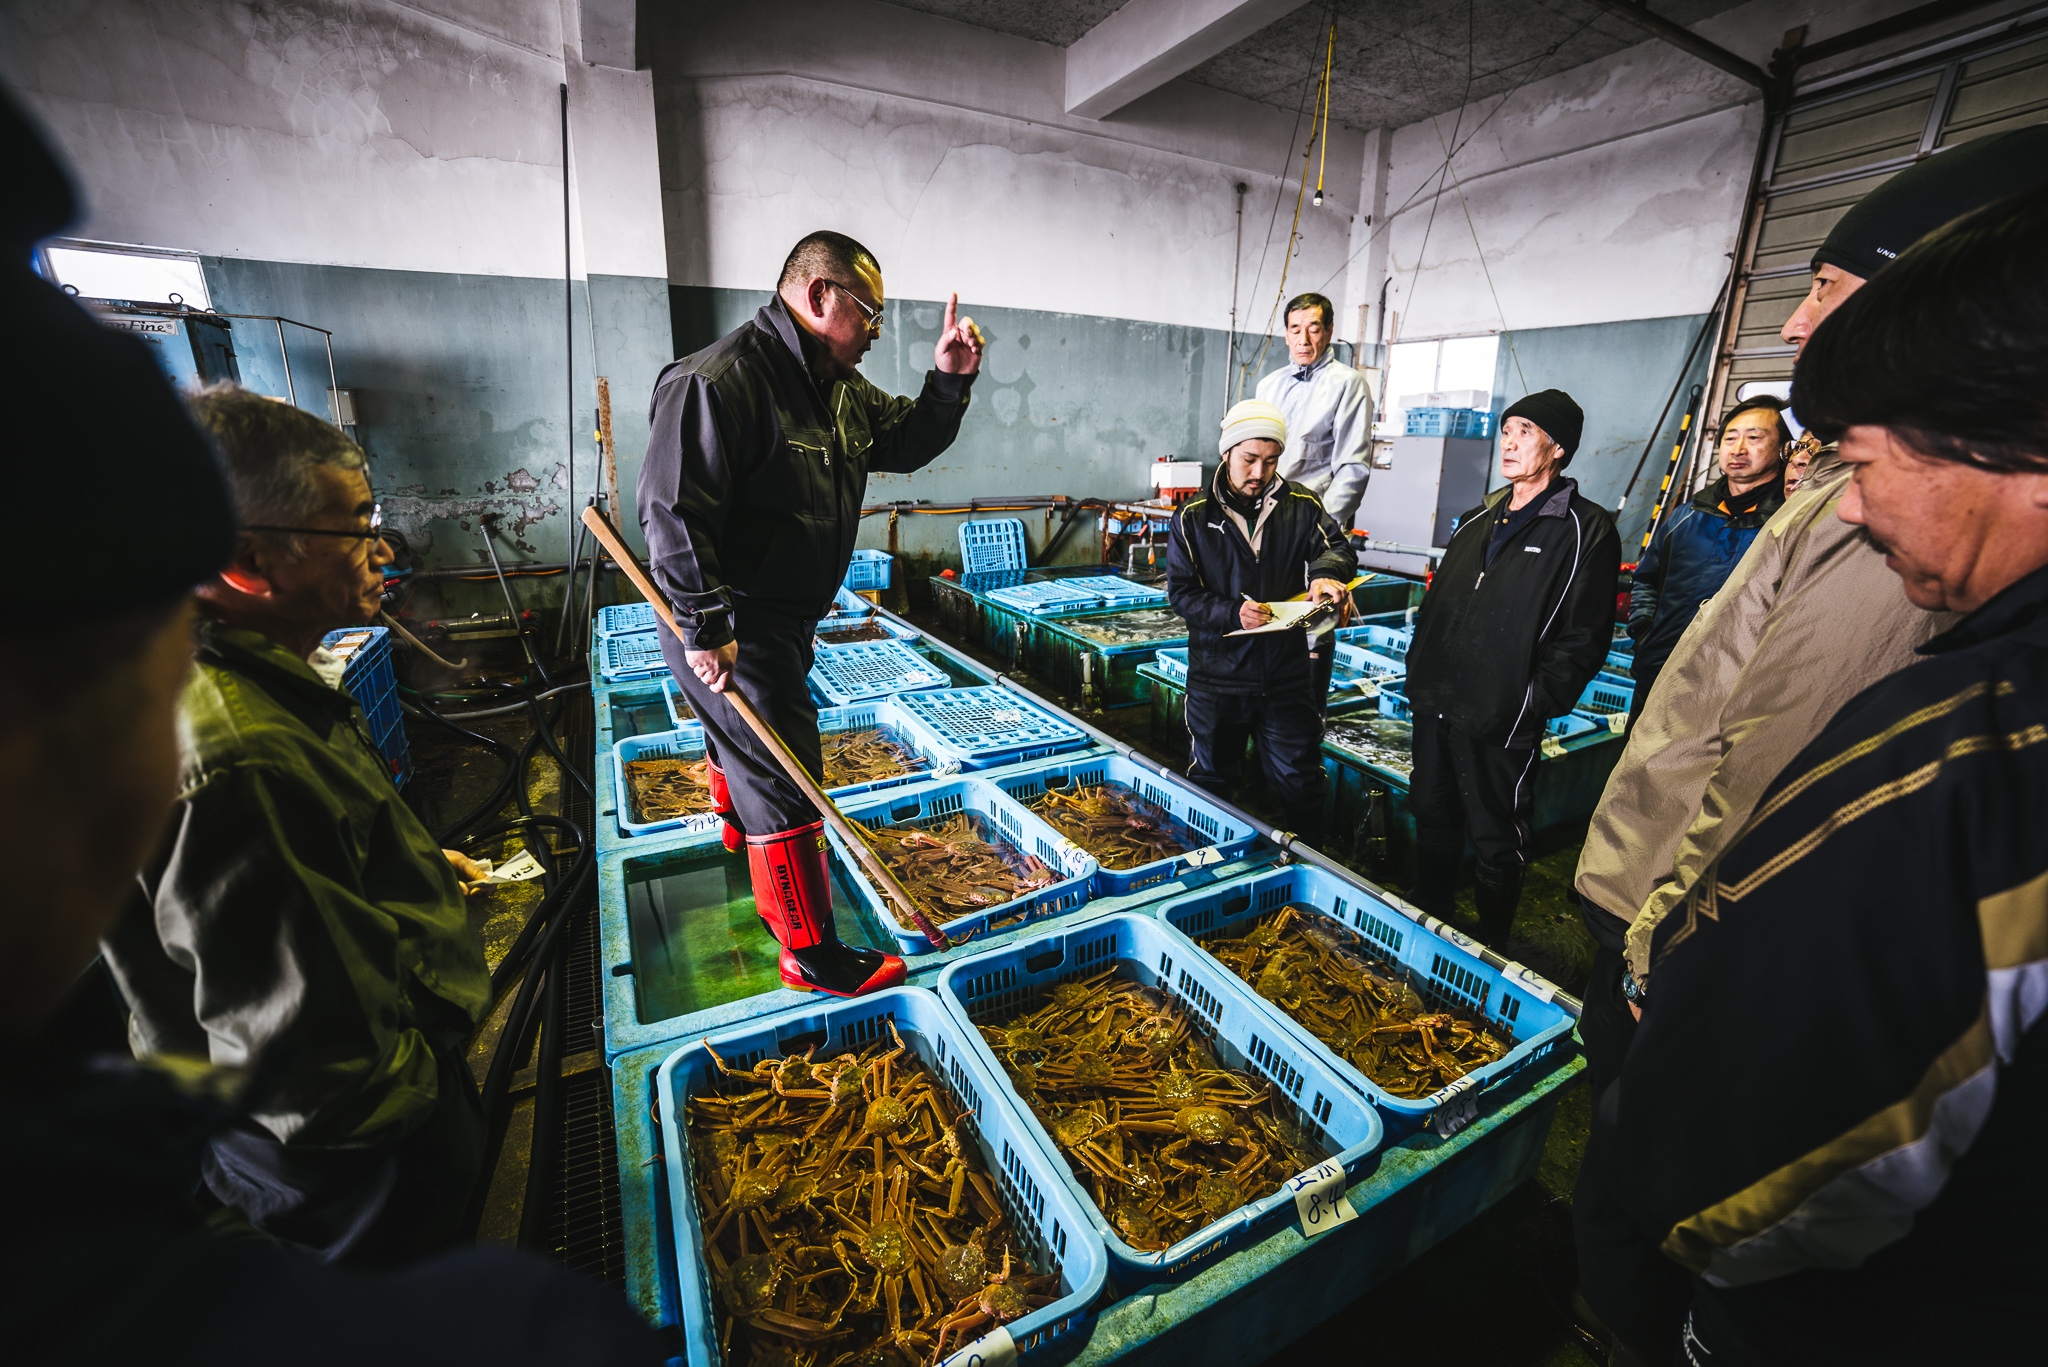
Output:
[1219, 398, 1287, 456]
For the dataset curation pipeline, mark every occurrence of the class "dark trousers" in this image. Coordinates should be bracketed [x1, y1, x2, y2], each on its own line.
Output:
[1626, 659, 1663, 733]
[656, 606, 823, 834]
[202, 1042, 484, 1268]
[1184, 685, 1326, 843]
[1406, 710, 1539, 878]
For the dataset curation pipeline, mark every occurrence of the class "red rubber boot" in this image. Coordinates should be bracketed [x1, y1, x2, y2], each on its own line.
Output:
[746, 824, 905, 997]
[707, 761, 743, 853]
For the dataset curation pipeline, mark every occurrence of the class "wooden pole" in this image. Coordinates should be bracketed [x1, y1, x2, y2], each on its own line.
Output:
[595, 376, 621, 520]
[578, 506, 949, 950]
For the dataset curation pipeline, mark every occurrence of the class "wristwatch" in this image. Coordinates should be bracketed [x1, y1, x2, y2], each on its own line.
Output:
[1620, 965, 1649, 1010]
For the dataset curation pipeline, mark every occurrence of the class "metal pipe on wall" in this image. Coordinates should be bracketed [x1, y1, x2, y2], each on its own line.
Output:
[560, 82, 575, 576]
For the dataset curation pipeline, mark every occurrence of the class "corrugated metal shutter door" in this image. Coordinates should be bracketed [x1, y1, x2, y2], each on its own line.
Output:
[1710, 25, 2048, 424]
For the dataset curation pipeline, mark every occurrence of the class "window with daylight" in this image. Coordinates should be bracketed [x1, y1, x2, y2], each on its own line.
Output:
[39, 241, 212, 310]
[1377, 334, 1500, 435]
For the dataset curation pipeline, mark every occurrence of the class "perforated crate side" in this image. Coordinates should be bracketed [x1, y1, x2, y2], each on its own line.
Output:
[958, 517, 1027, 575]
[843, 548, 893, 590]
[934, 914, 1383, 1283]
[1144, 864, 1576, 1134]
[654, 989, 1106, 1366]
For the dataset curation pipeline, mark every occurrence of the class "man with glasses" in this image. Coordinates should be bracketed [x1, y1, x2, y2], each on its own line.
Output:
[639, 229, 984, 997]
[101, 386, 495, 1266]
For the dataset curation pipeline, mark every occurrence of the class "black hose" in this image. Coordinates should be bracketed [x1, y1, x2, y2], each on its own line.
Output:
[403, 696, 523, 846]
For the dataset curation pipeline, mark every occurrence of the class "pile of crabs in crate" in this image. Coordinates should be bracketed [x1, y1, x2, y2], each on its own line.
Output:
[591, 572, 1571, 1367]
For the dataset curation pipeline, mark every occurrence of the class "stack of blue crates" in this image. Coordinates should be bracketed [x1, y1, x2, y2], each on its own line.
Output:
[321, 626, 410, 786]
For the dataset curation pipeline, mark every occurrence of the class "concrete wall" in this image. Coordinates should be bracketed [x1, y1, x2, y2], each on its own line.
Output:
[1, 0, 672, 579]
[646, 0, 1369, 565]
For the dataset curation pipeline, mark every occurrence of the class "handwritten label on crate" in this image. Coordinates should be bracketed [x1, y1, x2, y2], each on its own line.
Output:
[1540, 735, 1567, 759]
[939, 1325, 1016, 1367]
[1286, 1160, 1357, 1237]
[1607, 712, 1627, 734]
[1429, 1072, 1484, 1137]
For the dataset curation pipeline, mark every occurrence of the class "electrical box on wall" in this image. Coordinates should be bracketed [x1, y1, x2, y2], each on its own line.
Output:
[1354, 435, 1492, 576]
[97, 306, 242, 389]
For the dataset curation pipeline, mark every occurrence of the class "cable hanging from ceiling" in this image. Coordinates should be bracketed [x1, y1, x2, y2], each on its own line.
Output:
[1233, 0, 1339, 403]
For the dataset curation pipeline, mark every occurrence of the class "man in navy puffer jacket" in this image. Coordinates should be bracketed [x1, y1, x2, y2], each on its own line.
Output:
[1627, 399, 1788, 724]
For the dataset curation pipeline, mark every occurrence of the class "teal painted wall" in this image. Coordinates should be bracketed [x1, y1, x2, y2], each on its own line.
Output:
[202, 258, 674, 582]
[669, 285, 1242, 570]
[1491, 313, 1715, 552]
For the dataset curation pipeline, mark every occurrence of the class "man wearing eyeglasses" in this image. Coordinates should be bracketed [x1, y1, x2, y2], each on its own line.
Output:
[100, 386, 494, 1267]
[639, 229, 984, 998]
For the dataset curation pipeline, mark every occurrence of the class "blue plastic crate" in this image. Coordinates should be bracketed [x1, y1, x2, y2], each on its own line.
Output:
[659, 674, 694, 729]
[807, 639, 951, 705]
[1147, 864, 1576, 1137]
[824, 777, 1096, 957]
[1151, 647, 1189, 685]
[1605, 647, 1634, 676]
[936, 914, 1386, 1283]
[1055, 574, 1169, 607]
[611, 724, 721, 838]
[983, 753, 1261, 896]
[597, 629, 669, 682]
[595, 602, 657, 637]
[615, 702, 950, 838]
[983, 580, 1109, 616]
[1577, 670, 1634, 716]
[888, 686, 1090, 768]
[843, 547, 893, 590]
[655, 988, 1108, 1367]
[322, 627, 410, 787]
[822, 584, 873, 620]
[1404, 406, 1492, 439]
[1379, 685, 1594, 743]
[813, 614, 921, 647]
[960, 516, 1028, 575]
[1336, 623, 1413, 660]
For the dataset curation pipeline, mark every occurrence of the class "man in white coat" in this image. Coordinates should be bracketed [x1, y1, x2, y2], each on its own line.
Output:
[1254, 291, 1375, 533]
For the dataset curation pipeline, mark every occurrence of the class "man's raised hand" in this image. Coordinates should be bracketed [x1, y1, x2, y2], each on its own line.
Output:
[935, 292, 985, 375]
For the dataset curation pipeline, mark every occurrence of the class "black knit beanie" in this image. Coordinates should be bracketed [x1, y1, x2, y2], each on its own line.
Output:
[1500, 389, 1584, 464]
[1812, 124, 2048, 280]
[3, 85, 237, 626]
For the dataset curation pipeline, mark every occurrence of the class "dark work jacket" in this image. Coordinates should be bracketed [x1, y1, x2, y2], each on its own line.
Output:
[1629, 473, 1785, 679]
[1606, 562, 2048, 1359]
[637, 297, 974, 650]
[1406, 477, 1620, 745]
[0, 1054, 663, 1365]
[1166, 474, 1356, 696]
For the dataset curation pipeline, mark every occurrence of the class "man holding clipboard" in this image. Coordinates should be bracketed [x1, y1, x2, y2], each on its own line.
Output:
[1166, 399, 1357, 848]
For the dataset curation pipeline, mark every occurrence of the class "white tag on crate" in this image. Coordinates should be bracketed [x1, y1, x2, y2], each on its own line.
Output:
[1185, 845, 1225, 867]
[939, 1325, 1016, 1367]
[989, 710, 1024, 725]
[1501, 960, 1557, 1004]
[1540, 735, 1566, 759]
[1607, 712, 1627, 735]
[1058, 842, 1092, 877]
[1286, 1159, 1357, 1237]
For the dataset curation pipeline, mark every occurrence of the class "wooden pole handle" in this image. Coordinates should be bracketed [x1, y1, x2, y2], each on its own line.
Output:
[579, 506, 949, 950]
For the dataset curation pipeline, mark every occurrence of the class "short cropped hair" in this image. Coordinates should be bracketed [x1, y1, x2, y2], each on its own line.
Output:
[188, 385, 368, 545]
[1794, 181, 2048, 474]
[1720, 395, 1794, 450]
[778, 231, 880, 294]
[1284, 292, 1334, 329]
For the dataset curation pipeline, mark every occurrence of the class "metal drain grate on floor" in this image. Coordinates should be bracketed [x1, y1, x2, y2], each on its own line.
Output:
[545, 690, 625, 1288]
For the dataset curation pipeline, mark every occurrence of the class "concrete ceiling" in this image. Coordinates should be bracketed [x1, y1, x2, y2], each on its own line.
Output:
[882, 0, 1751, 130]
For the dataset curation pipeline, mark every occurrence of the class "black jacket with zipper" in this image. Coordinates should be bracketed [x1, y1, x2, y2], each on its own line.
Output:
[1406, 477, 1620, 745]
[637, 297, 974, 651]
[1167, 472, 1356, 696]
